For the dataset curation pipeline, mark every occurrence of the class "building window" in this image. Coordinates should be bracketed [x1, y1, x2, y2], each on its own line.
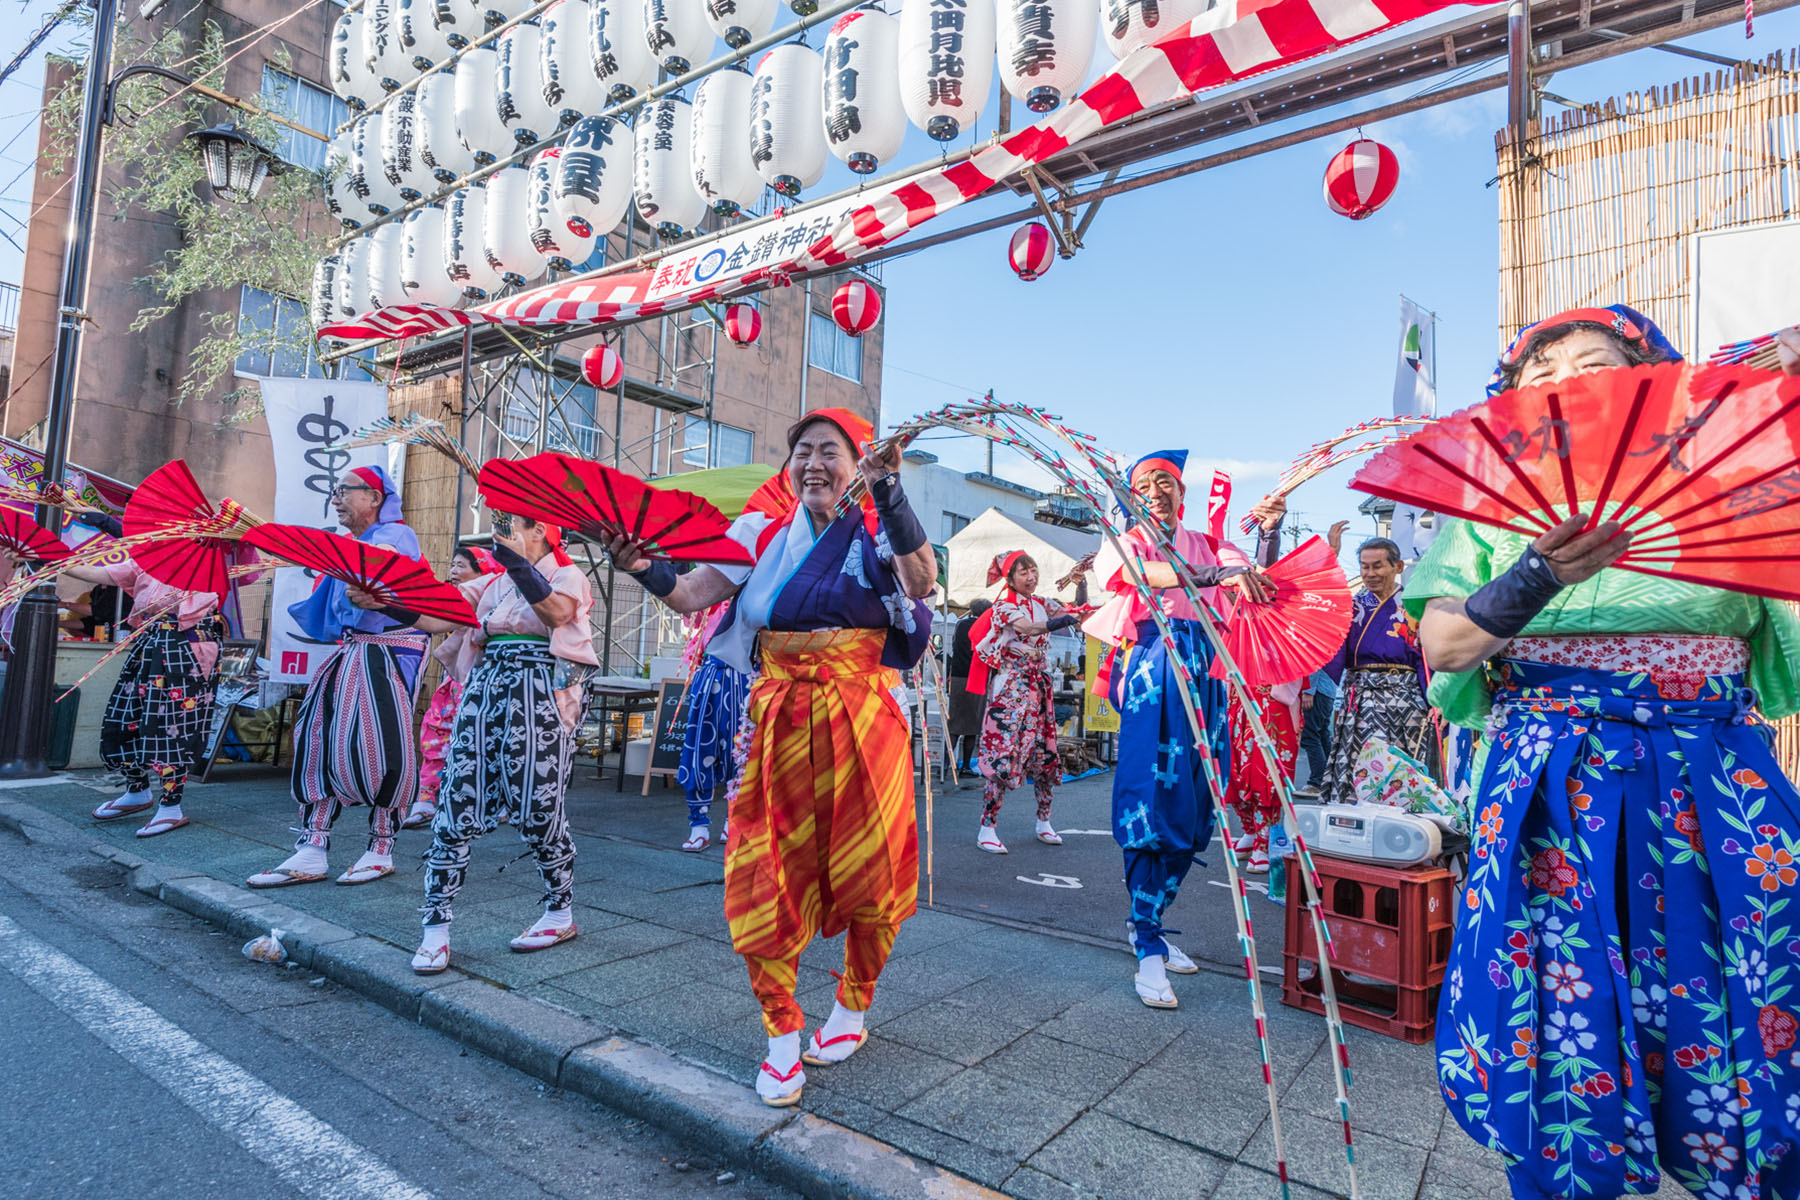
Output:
[941, 512, 970, 542]
[235, 285, 325, 378]
[808, 311, 863, 382]
[683, 417, 754, 467]
[557, 382, 603, 456]
[260, 66, 347, 174]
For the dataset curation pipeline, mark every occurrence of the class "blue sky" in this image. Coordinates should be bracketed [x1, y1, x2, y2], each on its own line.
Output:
[3, 1, 1796, 554]
[875, 9, 1800, 551]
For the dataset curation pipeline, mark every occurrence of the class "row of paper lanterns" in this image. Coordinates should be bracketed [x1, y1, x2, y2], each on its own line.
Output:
[329, 0, 1224, 226]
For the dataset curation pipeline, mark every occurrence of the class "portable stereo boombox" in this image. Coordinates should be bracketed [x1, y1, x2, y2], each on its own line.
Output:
[1292, 803, 1467, 867]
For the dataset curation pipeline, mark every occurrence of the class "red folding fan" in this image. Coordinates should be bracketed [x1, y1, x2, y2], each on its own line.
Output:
[123, 459, 262, 596]
[1220, 536, 1352, 687]
[478, 454, 754, 565]
[0, 508, 73, 563]
[1351, 362, 1800, 602]
[243, 523, 478, 626]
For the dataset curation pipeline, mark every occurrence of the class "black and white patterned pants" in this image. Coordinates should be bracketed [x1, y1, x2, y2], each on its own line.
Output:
[422, 641, 582, 926]
[100, 616, 221, 807]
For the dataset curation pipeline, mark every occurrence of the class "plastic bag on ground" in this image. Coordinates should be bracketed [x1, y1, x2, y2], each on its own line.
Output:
[242, 928, 287, 964]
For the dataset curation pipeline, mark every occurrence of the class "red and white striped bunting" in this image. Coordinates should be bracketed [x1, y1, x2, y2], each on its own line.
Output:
[320, 0, 1462, 345]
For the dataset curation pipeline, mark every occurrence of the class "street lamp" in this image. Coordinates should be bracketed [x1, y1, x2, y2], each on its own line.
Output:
[0, 2, 282, 776]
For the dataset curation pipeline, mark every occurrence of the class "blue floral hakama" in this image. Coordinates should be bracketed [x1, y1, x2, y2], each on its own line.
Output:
[678, 654, 752, 829]
[1438, 658, 1800, 1200]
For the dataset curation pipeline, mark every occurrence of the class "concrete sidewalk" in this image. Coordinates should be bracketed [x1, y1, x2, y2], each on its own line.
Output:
[11, 761, 1529, 1200]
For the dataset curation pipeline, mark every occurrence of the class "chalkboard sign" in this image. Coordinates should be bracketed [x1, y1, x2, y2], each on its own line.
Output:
[641, 678, 690, 795]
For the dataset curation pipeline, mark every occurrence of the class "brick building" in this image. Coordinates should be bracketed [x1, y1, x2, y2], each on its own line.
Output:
[2, 0, 883, 662]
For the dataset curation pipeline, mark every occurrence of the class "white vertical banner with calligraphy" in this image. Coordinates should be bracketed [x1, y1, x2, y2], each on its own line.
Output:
[259, 379, 402, 684]
[1389, 297, 1439, 564]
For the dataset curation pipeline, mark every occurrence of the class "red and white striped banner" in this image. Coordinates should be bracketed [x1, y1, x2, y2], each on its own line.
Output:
[321, 0, 1462, 344]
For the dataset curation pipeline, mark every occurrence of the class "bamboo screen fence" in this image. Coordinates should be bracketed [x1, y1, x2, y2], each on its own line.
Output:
[1495, 50, 1800, 773]
[1496, 49, 1800, 358]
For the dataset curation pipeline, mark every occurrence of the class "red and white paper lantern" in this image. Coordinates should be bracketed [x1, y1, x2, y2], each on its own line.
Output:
[831, 279, 881, 337]
[724, 302, 761, 347]
[582, 342, 625, 387]
[1008, 222, 1054, 281]
[1322, 138, 1399, 220]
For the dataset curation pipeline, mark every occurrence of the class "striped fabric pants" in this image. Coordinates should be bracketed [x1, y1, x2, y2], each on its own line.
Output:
[288, 630, 425, 855]
[724, 628, 918, 1037]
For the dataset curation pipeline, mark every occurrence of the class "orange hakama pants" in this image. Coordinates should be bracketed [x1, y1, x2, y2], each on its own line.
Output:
[723, 628, 919, 1037]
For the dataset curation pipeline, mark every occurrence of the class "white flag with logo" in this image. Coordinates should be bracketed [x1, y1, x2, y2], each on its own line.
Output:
[258, 379, 402, 684]
[1390, 299, 1438, 562]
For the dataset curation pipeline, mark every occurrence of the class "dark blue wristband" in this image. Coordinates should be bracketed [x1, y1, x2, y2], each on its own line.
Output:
[629, 558, 678, 599]
[870, 474, 928, 556]
[81, 511, 123, 538]
[1463, 547, 1564, 639]
[491, 542, 554, 604]
[1046, 614, 1079, 633]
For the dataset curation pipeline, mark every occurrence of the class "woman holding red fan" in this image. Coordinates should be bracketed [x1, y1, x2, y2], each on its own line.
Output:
[248, 465, 427, 890]
[64, 512, 224, 838]
[1409, 308, 1800, 1200]
[366, 515, 596, 972]
[600, 406, 935, 1109]
[970, 549, 1085, 853]
[400, 545, 505, 831]
[1081, 453, 1281, 1010]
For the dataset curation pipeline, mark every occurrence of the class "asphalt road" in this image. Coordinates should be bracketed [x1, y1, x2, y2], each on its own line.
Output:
[0, 821, 793, 1200]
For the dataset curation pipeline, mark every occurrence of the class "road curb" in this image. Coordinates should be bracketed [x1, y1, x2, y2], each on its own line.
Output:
[1, 795, 1004, 1200]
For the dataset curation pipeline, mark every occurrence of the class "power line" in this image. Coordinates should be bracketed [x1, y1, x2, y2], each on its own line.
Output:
[0, 0, 82, 91]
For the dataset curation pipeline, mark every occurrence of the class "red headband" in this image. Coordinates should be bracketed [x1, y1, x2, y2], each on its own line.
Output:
[1130, 457, 1185, 487]
[987, 550, 1029, 588]
[348, 465, 386, 496]
[1501, 307, 1648, 365]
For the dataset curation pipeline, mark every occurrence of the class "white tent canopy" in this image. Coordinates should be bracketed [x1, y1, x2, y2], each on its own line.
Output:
[945, 508, 1101, 609]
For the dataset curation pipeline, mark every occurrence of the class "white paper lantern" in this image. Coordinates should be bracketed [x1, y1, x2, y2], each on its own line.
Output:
[380, 88, 430, 202]
[482, 0, 533, 26]
[368, 222, 410, 309]
[351, 115, 405, 215]
[445, 184, 505, 298]
[703, 0, 774, 49]
[418, 70, 475, 184]
[310, 254, 342, 332]
[399, 0, 453, 70]
[454, 46, 512, 164]
[401, 205, 465, 306]
[997, 0, 1095, 113]
[750, 44, 826, 198]
[898, 0, 994, 140]
[363, 0, 414, 93]
[331, 9, 375, 109]
[590, 0, 656, 102]
[498, 21, 563, 146]
[525, 149, 583, 270]
[1100, 0, 1209, 58]
[335, 234, 372, 320]
[634, 96, 705, 237]
[821, 10, 904, 175]
[691, 67, 761, 216]
[542, 0, 607, 123]
[324, 130, 361, 228]
[556, 114, 634, 240]
[644, 0, 713, 75]
[433, 0, 485, 48]
[484, 164, 542, 285]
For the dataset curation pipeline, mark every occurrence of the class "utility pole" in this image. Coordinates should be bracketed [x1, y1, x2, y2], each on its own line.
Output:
[0, 0, 118, 776]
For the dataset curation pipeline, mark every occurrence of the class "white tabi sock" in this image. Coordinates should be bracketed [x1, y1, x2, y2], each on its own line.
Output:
[536, 907, 573, 931]
[281, 845, 328, 876]
[419, 923, 450, 953]
[350, 849, 391, 873]
[767, 1031, 801, 1072]
[1136, 953, 1169, 988]
[820, 1001, 866, 1043]
[158, 802, 184, 823]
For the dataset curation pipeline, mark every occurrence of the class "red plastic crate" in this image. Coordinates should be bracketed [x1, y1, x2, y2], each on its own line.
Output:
[1280, 854, 1455, 1044]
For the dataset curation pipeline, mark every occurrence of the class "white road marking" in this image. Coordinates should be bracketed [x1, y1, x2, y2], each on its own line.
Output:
[1208, 878, 1269, 896]
[1016, 873, 1083, 889]
[1048, 828, 1111, 836]
[0, 913, 433, 1200]
[0, 775, 76, 790]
